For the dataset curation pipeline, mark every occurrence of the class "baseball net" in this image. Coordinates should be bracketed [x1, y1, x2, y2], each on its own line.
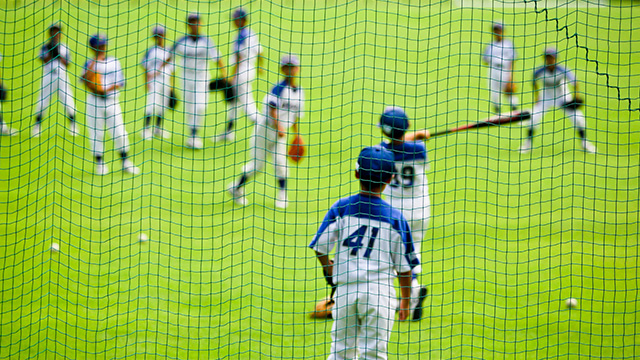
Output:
[0, 0, 638, 359]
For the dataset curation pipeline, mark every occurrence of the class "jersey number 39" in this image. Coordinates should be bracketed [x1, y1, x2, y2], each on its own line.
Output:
[391, 165, 415, 188]
[342, 225, 379, 258]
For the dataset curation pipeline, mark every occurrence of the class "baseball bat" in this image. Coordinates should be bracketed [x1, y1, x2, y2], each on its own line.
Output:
[430, 110, 531, 138]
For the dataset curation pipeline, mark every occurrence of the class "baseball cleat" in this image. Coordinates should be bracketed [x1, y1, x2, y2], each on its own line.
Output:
[411, 286, 428, 321]
[0, 124, 17, 136]
[582, 140, 596, 154]
[32, 123, 41, 138]
[186, 136, 203, 149]
[96, 162, 109, 176]
[122, 159, 140, 175]
[519, 139, 532, 154]
[275, 190, 288, 209]
[228, 183, 247, 206]
[68, 122, 79, 137]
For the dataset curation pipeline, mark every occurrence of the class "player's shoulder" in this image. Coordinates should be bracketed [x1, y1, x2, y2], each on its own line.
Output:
[271, 80, 289, 97]
[533, 66, 547, 77]
[334, 194, 406, 224]
[380, 141, 427, 162]
[175, 35, 189, 44]
[555, 64, 572, 74]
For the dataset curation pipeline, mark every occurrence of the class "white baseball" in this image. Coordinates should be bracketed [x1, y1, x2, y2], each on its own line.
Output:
[565, 298, 578, 308]
[50, 243, 60, 252]
[139, 233, 149, 242]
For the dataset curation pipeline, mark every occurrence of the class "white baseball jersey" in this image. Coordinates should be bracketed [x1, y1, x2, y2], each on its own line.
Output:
[483, 39, 516, 69]
[39, 42, 71, 74]
[81, 56, 126, 97]
[141, 45, 174, 82]
[533, 65, 576, 100]
[231, 28, 262, 80]
[263, 80, 305, 129]
[310, 194, 420, 286]
[172, 35, 219, 74]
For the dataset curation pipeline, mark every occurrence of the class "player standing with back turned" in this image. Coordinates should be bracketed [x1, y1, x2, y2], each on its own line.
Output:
[215, 7, 264, 142]
[482, 23, 519, 114]
[32, 23, 78, 138]
[310, 146, 420, 360]
[378, 106, 429, 321]
[519, 48, 596, 154]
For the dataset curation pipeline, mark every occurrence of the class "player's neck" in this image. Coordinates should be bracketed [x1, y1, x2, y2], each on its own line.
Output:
[285, 77, 298, 88]
[95, 52, 106, 61]
[390, 139, 404, 145]
[359, 189, 383, 198]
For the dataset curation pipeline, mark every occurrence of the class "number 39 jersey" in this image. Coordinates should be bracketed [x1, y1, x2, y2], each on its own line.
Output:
[309, 194, 420, 286]
[380, 141, 430, 213]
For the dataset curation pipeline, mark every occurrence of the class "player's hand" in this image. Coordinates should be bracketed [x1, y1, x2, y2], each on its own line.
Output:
[398, 298, 411, 321]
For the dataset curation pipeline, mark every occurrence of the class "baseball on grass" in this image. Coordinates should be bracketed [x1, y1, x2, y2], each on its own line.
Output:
[50, 242, 60, 252]
[565, 298, 578, 309]
[138, 233, 149, 242]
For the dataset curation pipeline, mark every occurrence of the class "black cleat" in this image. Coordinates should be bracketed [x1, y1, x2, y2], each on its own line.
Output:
[412, 286, 428, 321]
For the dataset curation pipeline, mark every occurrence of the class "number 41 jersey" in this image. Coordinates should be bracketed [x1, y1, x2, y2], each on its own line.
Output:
[380, 141, 430, 214]
[309, 194, 420, 286]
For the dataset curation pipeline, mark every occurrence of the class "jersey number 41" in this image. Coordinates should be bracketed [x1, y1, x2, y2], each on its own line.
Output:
[342, 225, 379, 258]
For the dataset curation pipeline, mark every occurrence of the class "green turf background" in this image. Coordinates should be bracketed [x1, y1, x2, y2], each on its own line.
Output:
[0, 0, 639, 359]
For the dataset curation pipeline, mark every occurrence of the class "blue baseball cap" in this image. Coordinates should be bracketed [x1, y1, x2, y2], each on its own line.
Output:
[544, 47, 558, 57]
[89, 34, 108, 49]
[232, 8, 248, 20]
[152, 25, 165, 35]
[281, 54, 300, 67]
[379, 106, 409, 137]
[187, 13, 200, 23]
[493, 22, 504, 30]
[356, 146, 397, 184]
[49, 23, 62, 31]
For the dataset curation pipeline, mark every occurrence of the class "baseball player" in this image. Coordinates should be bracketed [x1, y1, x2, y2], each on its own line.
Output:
[141, 25, 174, 140]
[482, 22, 519, 114]
[215, 7, 264, 142]
[519, 48, 596, 154]
[80, 34, 140, 175]
[310, 146, 420, 360]
[228, 55, 305, 209]
[377, 106, 429, 322]
[32, 23, 78, 138]
[0, 51, 17, 136]
[170, 13, 227, 149]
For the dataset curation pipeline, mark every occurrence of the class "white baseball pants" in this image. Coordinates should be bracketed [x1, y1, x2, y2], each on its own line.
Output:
[242, 121, 288, 180]
[182, 72, 208, 130]
[86, 94, 130, 157]
[328, 282, 397, 360]
[488, 67, 518, 110]
[227, 75, 259, 124]
[145, 77, 171, 117]
[529, 93, 586, 130]
[35, 70, 76, 117]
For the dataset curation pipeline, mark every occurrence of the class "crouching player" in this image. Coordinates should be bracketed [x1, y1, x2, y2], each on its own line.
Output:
[228, 55, 304, 208]
[378, 106, 429, 321]
[81, 34, 139, 175]
[309, 146, 420, 360]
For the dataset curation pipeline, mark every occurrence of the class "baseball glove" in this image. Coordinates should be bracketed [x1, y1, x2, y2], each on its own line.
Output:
[209, 78, 237, 103]
[309, 297, 335, 319]
[168, 89, 178, 110]
[288, 135, 306, 163]
[504, 81, 516, 95]
[562, 98, 584, 110]
[0, 84, 7, 102]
